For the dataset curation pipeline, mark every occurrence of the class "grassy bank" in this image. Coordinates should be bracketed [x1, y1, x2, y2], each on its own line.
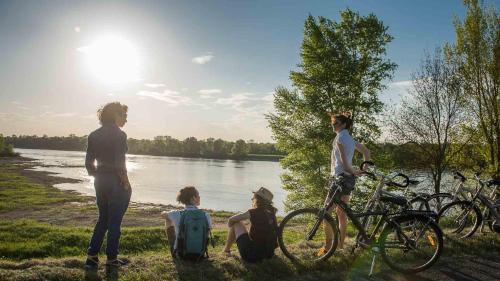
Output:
[0, 157, 499, 281]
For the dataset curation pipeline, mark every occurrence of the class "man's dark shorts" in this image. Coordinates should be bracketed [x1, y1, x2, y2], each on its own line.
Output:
[329, 173, 356, 198]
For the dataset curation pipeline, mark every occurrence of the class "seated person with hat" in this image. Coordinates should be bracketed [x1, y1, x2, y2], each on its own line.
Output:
[222, 187, 278, 263]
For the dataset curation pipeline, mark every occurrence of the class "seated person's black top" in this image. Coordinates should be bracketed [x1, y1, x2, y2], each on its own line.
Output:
[236, 207, 278, 263]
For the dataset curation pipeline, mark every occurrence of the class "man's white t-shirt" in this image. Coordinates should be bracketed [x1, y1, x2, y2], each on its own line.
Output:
[331, 129, 357, 176]
[166, 205, 212, 250]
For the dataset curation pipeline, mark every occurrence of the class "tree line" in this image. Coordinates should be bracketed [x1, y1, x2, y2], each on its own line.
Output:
[2, 134, 285, 161]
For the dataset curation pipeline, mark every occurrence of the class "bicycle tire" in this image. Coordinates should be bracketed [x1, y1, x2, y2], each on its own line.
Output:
[436, 200, 482, 238]
[380, 215, 443, 274]
[278, 208, 339, 263]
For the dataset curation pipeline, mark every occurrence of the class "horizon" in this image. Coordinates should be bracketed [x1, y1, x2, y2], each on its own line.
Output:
[1, 0, 498, 142]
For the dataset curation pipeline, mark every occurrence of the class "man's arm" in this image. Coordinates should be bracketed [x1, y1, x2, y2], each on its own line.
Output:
[355, 142, 370, 161]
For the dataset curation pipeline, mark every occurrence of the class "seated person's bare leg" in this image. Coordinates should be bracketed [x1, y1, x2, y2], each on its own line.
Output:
[223, 222, 248, 253]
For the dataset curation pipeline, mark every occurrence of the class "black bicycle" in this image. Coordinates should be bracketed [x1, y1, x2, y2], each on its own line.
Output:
[277, 161, 443, 274]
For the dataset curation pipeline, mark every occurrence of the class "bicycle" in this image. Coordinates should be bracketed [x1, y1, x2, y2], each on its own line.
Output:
[437, 172, 500, 238]
[277, 161, 443, 274]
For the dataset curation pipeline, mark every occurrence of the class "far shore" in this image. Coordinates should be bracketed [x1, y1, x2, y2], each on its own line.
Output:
[13, 146, 284, 162]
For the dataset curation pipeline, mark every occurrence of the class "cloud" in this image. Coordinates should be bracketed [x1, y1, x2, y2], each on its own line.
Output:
[390, 80, 412, 87]
[136, 89, 192, 106]
[214, 92, 275, 125]
[380, 80, 412, 106]
[40, 111, 77, 118]
[191, 53, 214, 64]
[198, 89, 222, 99]
[145, 83, 165, 88]
[80, 114, 96, 119]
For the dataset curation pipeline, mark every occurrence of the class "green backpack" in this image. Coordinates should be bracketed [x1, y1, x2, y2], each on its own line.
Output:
[176, 209, 210, 261]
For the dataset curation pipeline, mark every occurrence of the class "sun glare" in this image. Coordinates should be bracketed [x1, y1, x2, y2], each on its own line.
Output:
[78, 35, 142, 85]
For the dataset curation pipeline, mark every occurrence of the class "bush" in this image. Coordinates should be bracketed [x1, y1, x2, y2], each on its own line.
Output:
[0, 135, 19, 157]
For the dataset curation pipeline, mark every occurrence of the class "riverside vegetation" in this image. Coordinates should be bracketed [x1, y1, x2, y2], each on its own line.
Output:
[1, 157, 499, 281]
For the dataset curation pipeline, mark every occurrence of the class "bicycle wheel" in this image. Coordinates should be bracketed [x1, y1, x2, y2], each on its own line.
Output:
[436, 201, 482, 239]
[427, 193, 454, 213]
[380, 215, 443, 274]
[278, 208, 338, 263]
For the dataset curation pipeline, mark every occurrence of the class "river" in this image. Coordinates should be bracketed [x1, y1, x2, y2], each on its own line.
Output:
[16, 148, 287, 214]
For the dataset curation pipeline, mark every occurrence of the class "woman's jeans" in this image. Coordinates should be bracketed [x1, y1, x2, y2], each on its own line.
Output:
[87, 173, 131, 259]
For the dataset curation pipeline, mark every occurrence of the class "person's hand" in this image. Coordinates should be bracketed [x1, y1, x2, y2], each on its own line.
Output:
[123, 181, 131, 191]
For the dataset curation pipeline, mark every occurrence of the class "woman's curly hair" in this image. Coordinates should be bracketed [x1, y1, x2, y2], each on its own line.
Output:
[97, 102, 128, 125]
[176, 186, 199, 205]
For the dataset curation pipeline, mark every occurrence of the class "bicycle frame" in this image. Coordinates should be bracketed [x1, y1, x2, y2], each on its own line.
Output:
[473, 180, 500, 222]
[315, 171, 433, 248]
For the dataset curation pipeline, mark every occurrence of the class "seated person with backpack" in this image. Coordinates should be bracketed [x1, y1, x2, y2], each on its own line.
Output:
[161, 186, 212, 261]
[223, 187, 278, 263]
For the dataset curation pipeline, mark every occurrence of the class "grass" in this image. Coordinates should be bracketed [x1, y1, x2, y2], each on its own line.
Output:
[1, 158, 500, 280]
[0, 164, 90, 212]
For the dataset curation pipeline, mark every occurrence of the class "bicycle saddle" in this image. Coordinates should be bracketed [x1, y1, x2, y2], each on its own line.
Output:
[380, 192, 408, 206]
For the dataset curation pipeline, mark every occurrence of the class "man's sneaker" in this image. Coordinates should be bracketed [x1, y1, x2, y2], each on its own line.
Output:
[105, 258, 129, 267]
[84, 255, 99, 268]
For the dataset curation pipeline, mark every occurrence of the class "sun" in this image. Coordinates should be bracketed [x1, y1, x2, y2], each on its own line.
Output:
[78, 35, 142, 85]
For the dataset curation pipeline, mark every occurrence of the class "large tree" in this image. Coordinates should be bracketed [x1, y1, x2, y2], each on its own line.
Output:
[267, 10, 396, 210]
[452, 0, 500, 176]
[389, 48, 467, 194]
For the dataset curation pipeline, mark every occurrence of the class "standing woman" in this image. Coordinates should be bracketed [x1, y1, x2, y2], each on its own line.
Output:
[85, 102, 131, 268]
[324, 112, 370, 251]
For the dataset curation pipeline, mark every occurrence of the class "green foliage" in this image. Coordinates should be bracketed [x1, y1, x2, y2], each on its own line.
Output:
[231, 139, 249, 157]
[267, 10, 396, 210]
[451, 0, 500, 176]
[0, 134, 18, 157]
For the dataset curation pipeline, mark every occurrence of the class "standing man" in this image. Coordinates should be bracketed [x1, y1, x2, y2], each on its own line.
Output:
[321, 112, 370, 254]
[85, 102, 131, 268]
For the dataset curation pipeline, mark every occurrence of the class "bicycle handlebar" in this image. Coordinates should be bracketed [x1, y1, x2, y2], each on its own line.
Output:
[387, 173, 410, 188]
[359, 161, 376, 180]
[359, 161, 409, 188]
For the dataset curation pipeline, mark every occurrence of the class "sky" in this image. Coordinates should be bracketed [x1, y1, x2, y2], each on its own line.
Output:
[1, 0, 498, 142]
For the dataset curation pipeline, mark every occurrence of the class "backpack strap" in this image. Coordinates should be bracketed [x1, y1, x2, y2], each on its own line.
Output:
[176, 210, 187, 257]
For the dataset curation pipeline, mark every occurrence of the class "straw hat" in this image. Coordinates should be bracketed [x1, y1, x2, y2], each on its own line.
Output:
[253, 187, 273, 202]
